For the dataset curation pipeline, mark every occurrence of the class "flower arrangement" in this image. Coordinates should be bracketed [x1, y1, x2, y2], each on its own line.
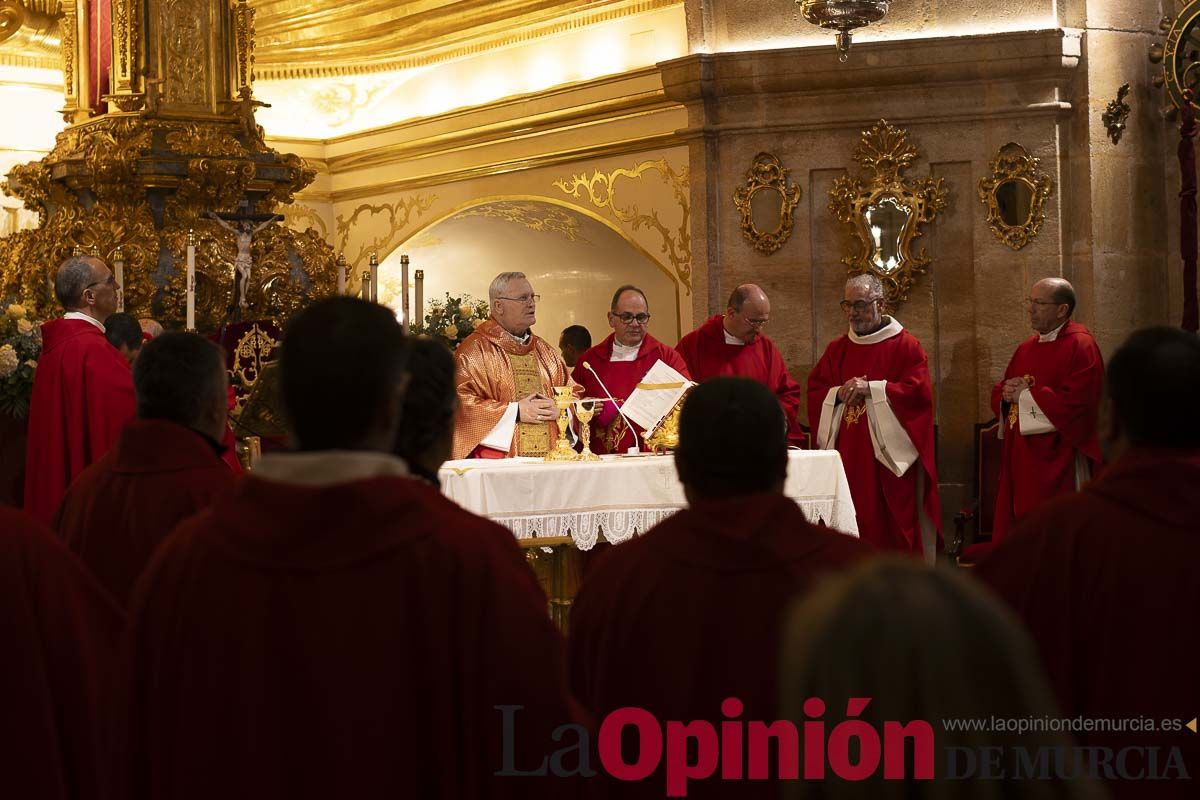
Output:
[417, 293, 489, 351]
[0, 302, 42, 419]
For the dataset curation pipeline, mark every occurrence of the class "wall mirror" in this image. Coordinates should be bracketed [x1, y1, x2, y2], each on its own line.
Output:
[733, 152, 801, 256]
[977, 143, 1053, 250]
[829, 120, 947, 305]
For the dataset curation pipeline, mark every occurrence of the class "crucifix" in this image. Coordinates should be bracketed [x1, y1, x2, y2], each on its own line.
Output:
[207, 211, 284, 321]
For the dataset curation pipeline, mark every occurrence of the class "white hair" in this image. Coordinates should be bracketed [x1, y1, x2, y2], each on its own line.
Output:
[488, 272, 527, 303]
[846, 273, 884, 300]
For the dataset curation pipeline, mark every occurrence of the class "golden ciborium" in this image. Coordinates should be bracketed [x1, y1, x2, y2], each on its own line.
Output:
[574, 399, 601, 461]
[545, 386, 580, 462]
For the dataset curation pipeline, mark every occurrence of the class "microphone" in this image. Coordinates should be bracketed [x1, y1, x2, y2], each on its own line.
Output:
[581, 360, 641, 454]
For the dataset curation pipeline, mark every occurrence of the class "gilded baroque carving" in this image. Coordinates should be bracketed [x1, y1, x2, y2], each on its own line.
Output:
[334, 194, 438, 270]
[279, 203, 329, 240]
[1102, 84, 1132, 145]
[554, 159, 691, 292]
[234, 0, 256, 90]
[732, 153, 801, 256]
[114, 0, 129, 77]
[163, 0, 206, 105]
[829, 120, 947, 305]
[977, 143, 1053, 251]
[165, 126, 249, 158]
[458, 201, 590, 244]
[60, 2, 75, 98]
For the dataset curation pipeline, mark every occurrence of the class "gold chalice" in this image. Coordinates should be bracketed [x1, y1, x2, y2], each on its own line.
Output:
[574, 399, 601, 461]
[544, 386, 579, 462]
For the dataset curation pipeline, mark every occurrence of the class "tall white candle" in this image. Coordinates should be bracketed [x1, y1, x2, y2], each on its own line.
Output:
[336, 252, 346, 295]
[186, 229, 196, 331]
[113, 246, 124, 312]
[368, 252, 379, 303]
[362, 271, 371, 301]
[414, 269, 424, 334]
[400, 253, 410, 334]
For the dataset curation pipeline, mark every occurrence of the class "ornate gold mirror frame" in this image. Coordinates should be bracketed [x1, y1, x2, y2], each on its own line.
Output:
[977, 143, 1053, 250]
[829, 120, 947, 305]
[733, 153, 802, 255]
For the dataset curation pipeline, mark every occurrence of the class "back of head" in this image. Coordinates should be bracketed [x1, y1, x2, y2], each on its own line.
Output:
[675, 377, 787, 497]
[780, 559, 1099, 800]
[55, 256, 100, 310]
[282, 297, 409, 451]
[1108, 327, 1200, 448]
[560, 324, 591, 352]
[139, 318, 164, 339]
[134, 332, 226, 428]
[488, 271, 526, 303]
[395, 337, 457, 473]
[105, 312, 143, 351]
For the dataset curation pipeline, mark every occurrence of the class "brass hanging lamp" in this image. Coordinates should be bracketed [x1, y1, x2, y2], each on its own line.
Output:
[797, 1, 890, 62]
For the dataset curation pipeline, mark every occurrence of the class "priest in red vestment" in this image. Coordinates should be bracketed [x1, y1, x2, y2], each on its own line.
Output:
[990, 278, 1103, 543]
[0, 506, 122, 800]
[55, 332, 237, 607]
[452, 271, 579, 458]
[807, 275, 941, 560]
[25, 256, 136, 524]
[570, 378, 868, 800]
[114, 298, 580, 800]
[571, 285, 691, 453]
[977, 327, 1200, 799]
[676, 284, 806, 447]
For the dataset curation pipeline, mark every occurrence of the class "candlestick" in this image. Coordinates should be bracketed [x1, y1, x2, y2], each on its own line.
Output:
[362, 270, 371, 301]
[336, 252, 346, 295]
[400, 254, 410, 334]
[113, 246, 124, 312]
[186, 229, 196, 332]
[368, 252, 379, 303]
[414, 269, 424, 334]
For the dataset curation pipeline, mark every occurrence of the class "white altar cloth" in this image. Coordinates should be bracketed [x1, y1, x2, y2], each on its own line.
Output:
[438, 450, 859, 550]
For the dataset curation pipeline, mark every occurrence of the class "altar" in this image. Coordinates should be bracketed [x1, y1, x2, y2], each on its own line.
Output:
[439, 451, 858, 630]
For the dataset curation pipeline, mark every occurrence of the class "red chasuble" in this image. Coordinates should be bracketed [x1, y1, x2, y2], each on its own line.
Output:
[676, 315, 806, 447]
[0, 507, 123, 800]
[24, 318, 136, 524]
[976, 448, 1200, 798]
[990, 320, 1103, 542]
[55, 418, 237, 608]
[114, 468, 579, 800]
[570, 332, 691, 453]
[570, 493, 869, 800]
[806, 322, 941, 554]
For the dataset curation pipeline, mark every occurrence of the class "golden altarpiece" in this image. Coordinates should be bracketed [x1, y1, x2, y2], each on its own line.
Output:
[0, 0, 335, 330]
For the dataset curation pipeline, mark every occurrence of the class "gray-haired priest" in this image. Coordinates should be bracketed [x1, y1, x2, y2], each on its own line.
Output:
[452, 271, 580, 459]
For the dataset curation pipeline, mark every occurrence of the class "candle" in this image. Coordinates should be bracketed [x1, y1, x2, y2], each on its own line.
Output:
[362, 270, 371, 301]
[400, 254, 410, 334]
[186, 229, 196, 331]
[368, 252, 379, 303]
[336, 252, 346, 295]
[113, 246, 124, 312]
[414, 269, 424, 333]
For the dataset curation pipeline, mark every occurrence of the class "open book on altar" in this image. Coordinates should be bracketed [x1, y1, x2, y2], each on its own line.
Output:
[621, 360, 695, 433]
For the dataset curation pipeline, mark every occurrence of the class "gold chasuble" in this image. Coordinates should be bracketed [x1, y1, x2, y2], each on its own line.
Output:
[452, 319, 576, 459]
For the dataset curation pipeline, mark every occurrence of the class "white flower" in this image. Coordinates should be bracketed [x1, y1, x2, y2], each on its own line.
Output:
[16, 318, 33, 335]
[5, 304, 25, 319]
[444, 324, 459, 339]
[0, 344, 18, 378]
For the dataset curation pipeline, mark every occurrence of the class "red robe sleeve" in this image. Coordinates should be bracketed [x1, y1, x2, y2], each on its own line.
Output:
[1026, 333, 1104, 462]
[883, 334, 939, 482]
[0, 507, 123, 800]
[674, 328, 701, 376]
[806, 339, 840, 434]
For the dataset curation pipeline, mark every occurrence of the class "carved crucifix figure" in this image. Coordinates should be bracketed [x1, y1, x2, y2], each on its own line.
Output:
[207, 212, 281, 319]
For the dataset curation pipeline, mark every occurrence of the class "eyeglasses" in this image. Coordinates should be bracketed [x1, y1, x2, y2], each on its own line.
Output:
[497, 294, 540, 305]
[612, 312, 651, 325]
[839, 298, 880, 313]
[84, 274, 117, 291]
[745, 318, 769, 328]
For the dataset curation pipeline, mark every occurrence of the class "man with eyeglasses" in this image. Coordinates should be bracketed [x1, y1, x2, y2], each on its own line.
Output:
[989, 277, 1103, 544]
[452, 271, 579, 458]
[571, 285, 691, 453]
[807, 274, 941, 562]
[24, 255, 136, 524]
[675, 284, 806, 447]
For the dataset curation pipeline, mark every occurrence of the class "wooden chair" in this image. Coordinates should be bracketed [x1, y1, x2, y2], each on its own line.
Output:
[948, 418, 1002, 564]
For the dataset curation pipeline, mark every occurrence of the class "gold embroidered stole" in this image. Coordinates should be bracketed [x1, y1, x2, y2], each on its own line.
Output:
[508, 352, 550, 456]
